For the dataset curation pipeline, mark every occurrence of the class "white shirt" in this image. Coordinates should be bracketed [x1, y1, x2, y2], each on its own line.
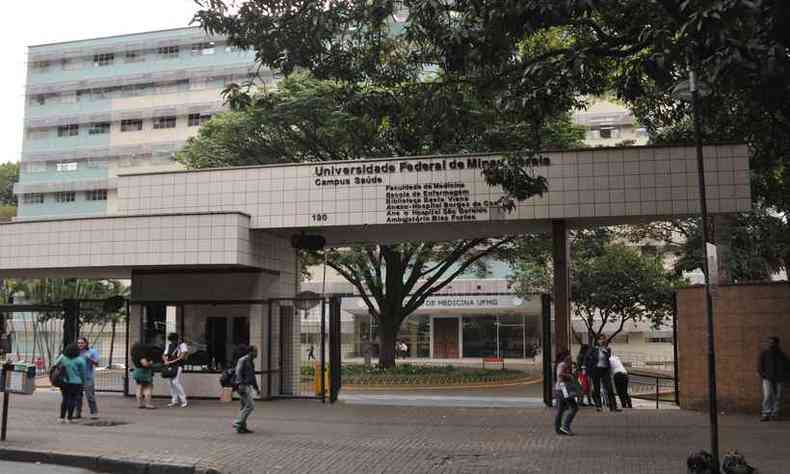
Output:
[609, 355, 627, 375]
[166, 342, 189, 359]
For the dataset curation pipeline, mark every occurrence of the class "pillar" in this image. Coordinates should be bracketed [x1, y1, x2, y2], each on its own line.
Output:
[552, 220, 571, 353]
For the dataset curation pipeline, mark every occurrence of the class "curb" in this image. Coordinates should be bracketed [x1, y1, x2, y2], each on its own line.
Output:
[0, 447, 221, 474]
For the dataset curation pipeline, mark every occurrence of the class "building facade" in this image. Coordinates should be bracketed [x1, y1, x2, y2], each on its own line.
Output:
[16, 27, 261, 219]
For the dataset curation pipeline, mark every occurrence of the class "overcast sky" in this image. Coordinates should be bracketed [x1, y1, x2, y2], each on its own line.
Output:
[0, 0, 201, 164]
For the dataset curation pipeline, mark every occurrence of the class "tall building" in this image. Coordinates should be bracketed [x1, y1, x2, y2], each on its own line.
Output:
[15, 27, 260, 219]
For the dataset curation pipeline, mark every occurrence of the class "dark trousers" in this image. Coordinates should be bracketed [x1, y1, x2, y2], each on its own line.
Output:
[60, 383, 82, 420]
[613, 373, 632, 408]
[592, 367, 617, 410]
[555, 395, 579, 433]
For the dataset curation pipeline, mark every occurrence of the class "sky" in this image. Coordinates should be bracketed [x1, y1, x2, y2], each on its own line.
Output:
[0, 0, 202, 164]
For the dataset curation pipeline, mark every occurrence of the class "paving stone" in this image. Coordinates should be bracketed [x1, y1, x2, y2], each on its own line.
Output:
[1, 391, 788, 473]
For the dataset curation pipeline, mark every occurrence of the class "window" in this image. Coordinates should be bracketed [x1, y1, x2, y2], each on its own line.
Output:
[93, 53, 115, 67]
[57, 124, 79, 137]
[647, 336, 674, 344]
[86, 189, 108, 201]
[191, 42, 215, 55]
[55, 192, 76, 203]
[188, 113, 212, 127]
[153, 116, 176, 129]
[121, 119, 143, 132]
[88, 122, 111, 135]
[30, 60, 49, 73]
[598, 127, 621, 139]
[23, 193, 44, 204]
[61, 57, 81, 71]
[56, 162, 78, 172]
[32, 94, 46, 106]
[158, 45, 179, 59]
[124, 50, 144, 63]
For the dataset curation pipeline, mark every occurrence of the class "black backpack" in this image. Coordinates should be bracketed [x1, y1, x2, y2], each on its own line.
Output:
[49, 363, 67, 388]
[687, 451, 716, 474]
[219, 368, 237, 388]
[722, 451, 755, 474]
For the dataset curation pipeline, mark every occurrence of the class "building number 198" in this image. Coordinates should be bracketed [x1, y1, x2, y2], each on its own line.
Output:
[312, 213, 328, 222]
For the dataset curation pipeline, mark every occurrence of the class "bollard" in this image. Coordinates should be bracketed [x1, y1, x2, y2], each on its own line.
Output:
[313, 361, 330, 396]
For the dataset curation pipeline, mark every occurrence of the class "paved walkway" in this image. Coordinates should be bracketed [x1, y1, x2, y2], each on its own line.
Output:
[2, 390, 788, 473]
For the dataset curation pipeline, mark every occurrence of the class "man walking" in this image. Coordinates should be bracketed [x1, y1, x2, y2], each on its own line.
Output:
[233, 345, 260, 434]
[609, 352, 632, 409]
[76, 336, 99, 419]
[758, 337, 788, 421]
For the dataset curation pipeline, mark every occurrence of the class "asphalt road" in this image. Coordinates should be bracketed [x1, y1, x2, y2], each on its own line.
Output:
[0, 461, 94, 473]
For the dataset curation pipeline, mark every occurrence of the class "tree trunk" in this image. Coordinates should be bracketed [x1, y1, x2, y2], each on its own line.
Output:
[378, 323, 398, 369]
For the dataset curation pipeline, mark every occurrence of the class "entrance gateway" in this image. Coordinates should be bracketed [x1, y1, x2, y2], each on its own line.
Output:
[0, 144, 750, 400]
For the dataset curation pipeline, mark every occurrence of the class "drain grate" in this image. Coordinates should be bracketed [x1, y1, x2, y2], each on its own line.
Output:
[79, 420, 129, 427]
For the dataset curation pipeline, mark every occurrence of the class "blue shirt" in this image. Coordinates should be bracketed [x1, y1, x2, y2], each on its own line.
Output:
[80, 348, 99, 383]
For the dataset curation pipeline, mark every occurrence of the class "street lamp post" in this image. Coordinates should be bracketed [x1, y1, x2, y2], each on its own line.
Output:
[689, 70, 720, 472]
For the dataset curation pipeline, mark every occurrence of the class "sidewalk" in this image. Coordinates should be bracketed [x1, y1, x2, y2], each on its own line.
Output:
[2, 389, 788, 473]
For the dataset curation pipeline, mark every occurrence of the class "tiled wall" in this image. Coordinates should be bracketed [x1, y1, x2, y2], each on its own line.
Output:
[0, 212, 259, 273]
[117, 144, 751, 230]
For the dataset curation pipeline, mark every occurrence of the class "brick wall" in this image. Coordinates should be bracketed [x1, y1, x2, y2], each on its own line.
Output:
[677, 282, 790, 414]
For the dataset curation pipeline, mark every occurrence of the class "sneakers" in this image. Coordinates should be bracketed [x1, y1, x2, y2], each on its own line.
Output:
[236, 427, 254, 434]
[558, 427, 574, 436]
[180, 402, 188, 408]
[89, 414, 99, 420]
[167, 402, 178, 407]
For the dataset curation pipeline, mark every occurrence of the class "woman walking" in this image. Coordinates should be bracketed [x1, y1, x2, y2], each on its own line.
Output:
[55, 343, 87, 423]
[162, 332, 189, 407]
[554, 350, 579, 436]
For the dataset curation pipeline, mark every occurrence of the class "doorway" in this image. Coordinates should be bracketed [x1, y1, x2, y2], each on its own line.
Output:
[433, 318, 459, 358]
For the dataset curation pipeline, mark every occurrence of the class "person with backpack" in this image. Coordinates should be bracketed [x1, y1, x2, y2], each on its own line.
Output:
[54, 343, 87, 423]
[758, 336, 788, 421]
[75, 336, 100, 419]
[162, 332, 189, 408]
[554, 349, 579, 436]
[233, 345, 260, 434]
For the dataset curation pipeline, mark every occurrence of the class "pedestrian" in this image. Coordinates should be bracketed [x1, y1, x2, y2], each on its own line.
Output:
[586, 335, 620, 412]
[132, 354, 156, 409]
[307, 344, 315, 361]
[54, 343, 87, 423]
[554, 349, 579, 436]
[75, 336, 100, 419]
[162, 332, 189, 408]
[233, 345, 260, 434]
[576, 367, 594, 407]
[609, 352, 632, 409]
[758, 336, 788, 421]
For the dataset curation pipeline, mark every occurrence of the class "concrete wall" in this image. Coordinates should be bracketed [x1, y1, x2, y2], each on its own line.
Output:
[677, 282, 790, 414]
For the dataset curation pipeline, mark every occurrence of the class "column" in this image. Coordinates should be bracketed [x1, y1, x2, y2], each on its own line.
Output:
[552, 220, 571, 353]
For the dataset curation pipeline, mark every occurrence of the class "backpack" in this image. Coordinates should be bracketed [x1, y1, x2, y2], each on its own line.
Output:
[219, 368, 237, 388]
[722, 451, 755, 474]
[49, 362, 67, 388]
[687, 450, 716, 474]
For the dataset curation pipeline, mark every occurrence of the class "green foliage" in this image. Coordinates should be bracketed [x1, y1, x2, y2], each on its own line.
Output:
[572, 243, 684, 341]
[16, 279, 129, 325]
[0, 162, 19, 208]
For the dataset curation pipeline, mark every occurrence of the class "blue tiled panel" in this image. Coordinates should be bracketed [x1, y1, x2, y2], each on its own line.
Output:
[18, 168, 109, 184]
[22, 131, 111, 152]
[19, 198, 107, 218]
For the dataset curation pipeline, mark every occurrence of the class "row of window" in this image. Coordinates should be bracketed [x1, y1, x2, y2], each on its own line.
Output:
[22, 190, 107, 205]
[29, 42, 234, 73]
[38, 113, 211, 140]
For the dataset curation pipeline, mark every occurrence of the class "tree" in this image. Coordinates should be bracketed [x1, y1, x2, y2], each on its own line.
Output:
[0, 161, 18, 221]
[572, 243, 682, 342]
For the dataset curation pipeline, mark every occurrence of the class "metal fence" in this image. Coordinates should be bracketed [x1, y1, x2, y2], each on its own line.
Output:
[629, 373, 677, 408]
